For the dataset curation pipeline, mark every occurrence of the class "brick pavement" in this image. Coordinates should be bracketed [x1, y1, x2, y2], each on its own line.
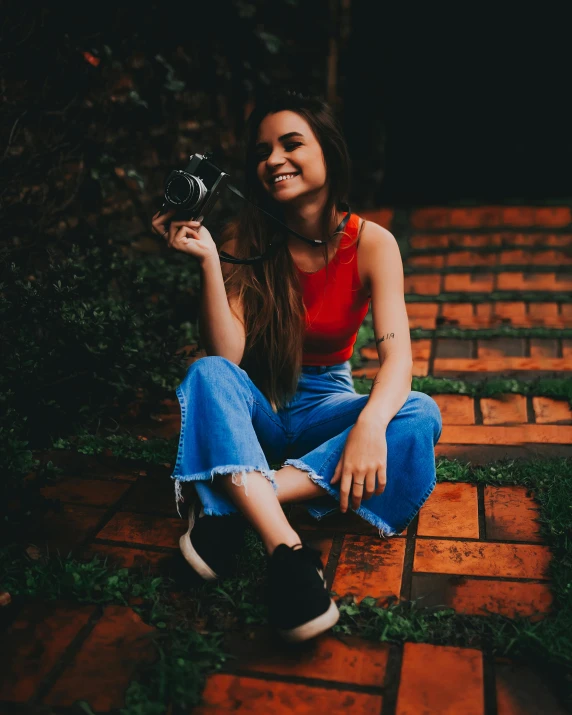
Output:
[2, 205, 571, 713]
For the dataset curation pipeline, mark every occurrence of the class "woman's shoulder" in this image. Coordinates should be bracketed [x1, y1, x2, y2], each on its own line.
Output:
[356, 215, 397, 249]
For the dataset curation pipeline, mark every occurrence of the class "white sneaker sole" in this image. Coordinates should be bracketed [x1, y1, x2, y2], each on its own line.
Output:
[278, 598, 340, 643]
[178, 503, 218, 581]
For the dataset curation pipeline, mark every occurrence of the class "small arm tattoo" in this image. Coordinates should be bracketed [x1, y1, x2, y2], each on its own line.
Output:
[375, 332, 395, 346]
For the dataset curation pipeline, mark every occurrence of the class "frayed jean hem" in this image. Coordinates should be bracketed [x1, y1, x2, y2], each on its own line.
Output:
[283, 458, 397, 539]
[172, 464, 278, 518]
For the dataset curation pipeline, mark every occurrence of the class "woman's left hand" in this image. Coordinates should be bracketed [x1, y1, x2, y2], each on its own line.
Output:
[330, 420, 387, 513]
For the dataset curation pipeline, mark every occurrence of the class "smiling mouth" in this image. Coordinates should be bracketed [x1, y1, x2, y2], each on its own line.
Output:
[270, 172, 301, 186]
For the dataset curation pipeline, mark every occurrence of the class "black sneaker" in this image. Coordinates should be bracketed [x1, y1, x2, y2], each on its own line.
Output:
[267, 542, 340, 642]
[179, 494, 247, 581]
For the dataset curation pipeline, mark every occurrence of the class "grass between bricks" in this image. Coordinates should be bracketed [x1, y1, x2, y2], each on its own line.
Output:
[2, 456, 572, 712]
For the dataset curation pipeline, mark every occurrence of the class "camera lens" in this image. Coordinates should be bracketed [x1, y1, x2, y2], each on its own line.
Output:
[165, 172, 207, 209]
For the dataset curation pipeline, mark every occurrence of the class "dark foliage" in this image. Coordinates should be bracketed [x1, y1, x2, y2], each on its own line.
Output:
[1, 0, 331, 524]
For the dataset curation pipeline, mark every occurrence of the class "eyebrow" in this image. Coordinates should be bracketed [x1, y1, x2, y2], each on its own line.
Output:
[255, 132, 304, 150]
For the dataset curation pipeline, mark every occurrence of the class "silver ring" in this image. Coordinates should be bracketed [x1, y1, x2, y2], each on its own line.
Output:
[354, 481, 365, 487]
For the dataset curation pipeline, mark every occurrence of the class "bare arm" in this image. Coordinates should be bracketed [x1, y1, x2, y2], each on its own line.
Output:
[151, 210, 246, 365]
[198, 241, 246, 365]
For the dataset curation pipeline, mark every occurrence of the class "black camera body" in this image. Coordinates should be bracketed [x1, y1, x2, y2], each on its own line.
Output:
[163, 153, 229, 222]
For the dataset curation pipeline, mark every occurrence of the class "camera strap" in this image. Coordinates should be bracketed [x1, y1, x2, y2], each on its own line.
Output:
[221, 183, 352, 264]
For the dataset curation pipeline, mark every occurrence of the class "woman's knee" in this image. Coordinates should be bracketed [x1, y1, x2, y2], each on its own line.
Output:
[184, 355, 242, 381]
[407, 391, 443, 443]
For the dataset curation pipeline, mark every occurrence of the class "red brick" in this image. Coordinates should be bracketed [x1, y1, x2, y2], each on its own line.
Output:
[413, 539, 551, 579]
[332, 536, 406, 603]
[409, 235, 449, 249]
[434, 357, 572, 373]
[236, 632, 389, 686]
[498, 249, 531, 265]
[35, 504, 108, 555]
[530, 339, 559, 357]
[443, 273, 495, 292]
[492, 302, 528, 325]
[477, 338, 526, 357]
[528, 302, 561, 327]
[412, 358, 429, 377]
[404, 274, 442, 294]
[501, 249, 572, 266]
[452, 234, 501, 248]
[396, 642, 483, 715]
[408, 254, 445, 268]
[450, 207, 501, 227]
[45, 606, 156, 710]
[439, 425, 572, 444]
[563, 313, 572, 330]
[361, 208, 393, 230]
[410, 208, 451, 229]
[432, 395, 475, 425]
[496, 659, 568, 714]
[40, 477, 130, 507]
[196, 674, 383, 714]
[532, 396, 572, 424]
[417, 482, 479, 538]
[95, 512, 182, 548]
[406, 303, 439, 329]
[411, 574, 552, 620]
[446, 251, 497, 267]
[0, 602, 96, 702]
[534, 207, 572, 226]
[498, 272, 571, 291]
[502, 207, 536, 227]
[512, 233, 572, 247]
[480, 396, 528, 425]
[475, 303, 494, 325]
[440, 303, 474, 326]
[484, 486, 542, 542]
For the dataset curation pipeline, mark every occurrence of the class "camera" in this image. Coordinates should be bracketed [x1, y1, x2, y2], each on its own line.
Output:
[162, 152, 229, 222]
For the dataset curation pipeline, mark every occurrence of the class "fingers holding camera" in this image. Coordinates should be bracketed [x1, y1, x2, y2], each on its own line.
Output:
[151, 208, 176, 238]
[167, 222, 218, 265]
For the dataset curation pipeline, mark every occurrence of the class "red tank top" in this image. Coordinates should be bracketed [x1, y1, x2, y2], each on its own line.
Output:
[295, 213, 371, 366]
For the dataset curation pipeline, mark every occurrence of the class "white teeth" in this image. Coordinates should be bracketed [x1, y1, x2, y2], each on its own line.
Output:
[272, 173, 299, 184]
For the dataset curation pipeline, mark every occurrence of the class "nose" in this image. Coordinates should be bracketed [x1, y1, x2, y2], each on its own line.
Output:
[266, 146, 286, 169]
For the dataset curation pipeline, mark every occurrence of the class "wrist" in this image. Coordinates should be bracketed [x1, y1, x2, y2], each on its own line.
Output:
[357, 410, 389, 430]
[200, 253, 221, 270]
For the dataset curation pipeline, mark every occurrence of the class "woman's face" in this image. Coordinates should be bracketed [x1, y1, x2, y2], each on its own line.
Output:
[254, 110, 328, 205]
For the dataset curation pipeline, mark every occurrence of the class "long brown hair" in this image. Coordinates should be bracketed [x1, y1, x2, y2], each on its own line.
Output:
[221, 91, 357, 413]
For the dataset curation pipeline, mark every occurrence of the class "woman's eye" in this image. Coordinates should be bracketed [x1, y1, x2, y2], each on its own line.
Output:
[256, 142, 302, 162]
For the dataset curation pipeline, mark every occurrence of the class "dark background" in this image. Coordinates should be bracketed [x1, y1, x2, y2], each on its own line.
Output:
[344, 4, 571, 204]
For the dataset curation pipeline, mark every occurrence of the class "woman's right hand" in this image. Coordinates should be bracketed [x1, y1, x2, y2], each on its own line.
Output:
[151, 209, 219, 266]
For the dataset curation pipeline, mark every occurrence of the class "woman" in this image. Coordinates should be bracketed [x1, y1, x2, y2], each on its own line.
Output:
[151, 90, 442, 643]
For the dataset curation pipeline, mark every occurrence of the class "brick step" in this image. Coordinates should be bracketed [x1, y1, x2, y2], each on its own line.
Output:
[0, 602, 157, 710]
[410, 206, 572, 230]
[409, 233, 572, 249]
[196, 645, 565, 715]
[405, 272, 572, 295]
[406, 302, 572, 329]
[360, 338, 572, 377]
[407, 249, 572, 269]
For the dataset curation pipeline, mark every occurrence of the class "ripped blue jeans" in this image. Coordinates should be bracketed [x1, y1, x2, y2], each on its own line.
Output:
[172, 356, 443, 538]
